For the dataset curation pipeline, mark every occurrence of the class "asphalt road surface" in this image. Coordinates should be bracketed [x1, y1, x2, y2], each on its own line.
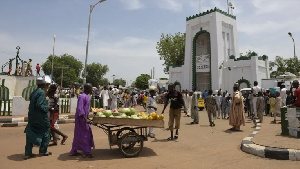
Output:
[1, 105, 300, 169]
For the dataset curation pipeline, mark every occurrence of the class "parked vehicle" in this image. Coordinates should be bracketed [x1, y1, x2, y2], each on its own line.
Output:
[196, 91, 205, 111]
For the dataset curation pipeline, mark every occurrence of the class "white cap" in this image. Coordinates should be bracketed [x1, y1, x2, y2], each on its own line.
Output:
[149, 86, 157, 91]
[36, 77, 46, 85]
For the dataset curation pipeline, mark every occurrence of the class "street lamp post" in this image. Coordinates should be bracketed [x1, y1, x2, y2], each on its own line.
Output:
[51, 35, 56, 82]
[83, 0, 107, 85]
[288, 32, 297, 58]
[112, 75, 115, 84]
[288, 32, 298, 75]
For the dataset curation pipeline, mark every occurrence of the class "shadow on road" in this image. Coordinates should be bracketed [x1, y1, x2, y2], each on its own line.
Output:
[7, 154, 26, 161]
[199, 125, 210, 127]
[223, 129, 243, 134]
[57, 147, 157, 161]
[151, 138, 169, 142]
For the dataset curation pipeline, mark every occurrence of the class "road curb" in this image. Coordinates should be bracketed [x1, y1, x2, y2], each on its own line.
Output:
[241, 120, 300, 161]
[1, 117, 75, 127]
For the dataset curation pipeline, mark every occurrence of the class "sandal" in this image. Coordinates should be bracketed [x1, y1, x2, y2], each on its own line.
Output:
[167, 137, 173, 141]
[23, 154, 36, 160]
[49, 142, 57, 146]
[40, 151, 52, 156]
[82, 154, 93, 158]
[174, 135, 178, 140]
[61, 136, 68, 145]
[69, 153, 80, 156]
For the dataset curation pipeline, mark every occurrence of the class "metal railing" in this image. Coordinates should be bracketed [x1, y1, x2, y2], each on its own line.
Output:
[90, 98, 103, 111]
[0, 99, 12, 116]
[60, 99, 71, 114]
[0, 79, 11, 116]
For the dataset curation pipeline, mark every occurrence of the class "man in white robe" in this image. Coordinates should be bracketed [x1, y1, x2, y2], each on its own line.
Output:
[110, 88, 119, 110]
[280, 83, 287, 106]
[100, 86, 110, 110]
[190, 89, 199, 124]
[252, 81, 262, 119]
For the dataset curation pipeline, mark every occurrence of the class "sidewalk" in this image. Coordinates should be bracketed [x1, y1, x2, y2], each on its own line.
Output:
[0, 113, 84, 127]
[241, 115, 300, 160]
[2, 107, 300, 161]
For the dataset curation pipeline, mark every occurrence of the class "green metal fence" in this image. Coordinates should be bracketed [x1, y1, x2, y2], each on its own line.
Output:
[90, 98, 103, 111]
[0, 99, 13, 116]
[0, 79, 12, 116]
[60, 99, 71, 114]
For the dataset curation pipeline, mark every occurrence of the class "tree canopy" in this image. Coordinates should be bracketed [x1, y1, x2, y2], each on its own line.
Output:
[269, 56, 299, 78]
[41, 53, 83, 87]
[156, 32, 185, 74]
[99, 78, 110, 86]
[135, 74, 151, 90]
[113, 78, 126, 87]
[85, 62, 109, 87]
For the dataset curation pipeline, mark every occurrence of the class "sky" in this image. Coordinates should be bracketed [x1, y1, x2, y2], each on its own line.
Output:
[1, 0, 300, 85]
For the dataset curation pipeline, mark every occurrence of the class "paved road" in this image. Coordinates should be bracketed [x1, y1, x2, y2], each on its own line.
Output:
[1, 105, 300, 169]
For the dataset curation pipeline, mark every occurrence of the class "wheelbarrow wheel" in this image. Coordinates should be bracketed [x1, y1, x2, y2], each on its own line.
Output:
[118, 132, 143, 158]
[116, 128, 135, 139]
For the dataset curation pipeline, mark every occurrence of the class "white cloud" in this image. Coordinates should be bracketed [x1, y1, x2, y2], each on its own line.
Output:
[154, 0, 182, 12]
[252, 0, 294, 14]
[88, 37, 157, 58]
[238, 20, 287, 35]
[120, 0, 143, 10]
[0, 32, 167, 81]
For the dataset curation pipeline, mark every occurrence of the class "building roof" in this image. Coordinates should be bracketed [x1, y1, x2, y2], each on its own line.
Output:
[186, 7, 236, 22]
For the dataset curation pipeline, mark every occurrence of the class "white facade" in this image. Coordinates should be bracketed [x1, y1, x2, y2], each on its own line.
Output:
[0, 75, 36, 99]
[169, 8, 269, 93]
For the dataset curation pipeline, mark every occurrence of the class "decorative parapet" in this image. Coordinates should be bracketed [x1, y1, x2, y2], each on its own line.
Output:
[22, 79, 37, 101]
[170, 64, 183, 68]
[229, 55, 236, 60]
[261, 55, 268, 60]
[186, 7, 236, 21]
[230, 54, 268, 61]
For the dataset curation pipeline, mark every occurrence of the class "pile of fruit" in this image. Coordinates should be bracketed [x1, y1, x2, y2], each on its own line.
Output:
[92, 108, 164, 120]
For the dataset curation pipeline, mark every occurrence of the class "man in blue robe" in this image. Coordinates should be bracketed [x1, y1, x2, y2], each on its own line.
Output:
[24, 77, 52, 160]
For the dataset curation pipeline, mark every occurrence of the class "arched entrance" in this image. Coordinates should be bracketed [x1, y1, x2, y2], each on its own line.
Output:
[192, 30, 211, 91]
[237, 77, 251, 89]
[174, 81, 181, 91]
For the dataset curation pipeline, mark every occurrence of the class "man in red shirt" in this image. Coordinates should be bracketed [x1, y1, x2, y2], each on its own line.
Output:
[292, 80, 300, 107]
[36, 64, 41, 76]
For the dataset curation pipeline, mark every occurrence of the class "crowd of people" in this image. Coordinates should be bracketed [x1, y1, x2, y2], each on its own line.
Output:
[24, 76, 300, 159]
[243, 80, 299, 124]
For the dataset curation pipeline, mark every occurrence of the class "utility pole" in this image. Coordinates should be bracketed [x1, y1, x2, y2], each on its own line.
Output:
[55, 66, 70, 89]
[227, 0, 229, 14]
[153, 67, 155, 79]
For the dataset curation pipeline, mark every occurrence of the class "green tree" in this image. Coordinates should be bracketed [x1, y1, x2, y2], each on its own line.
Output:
[41, 53, 83, 87]
[99, 78, 110, 86]
[113, 78, 126, 87]
[285, 57, 299, 76]
[156, 32, 185, 74]
[269, 56, 286, 78]
[131, 81, 136, 88]
[85, 63, 109, 87]
[135, 74, 151, 90]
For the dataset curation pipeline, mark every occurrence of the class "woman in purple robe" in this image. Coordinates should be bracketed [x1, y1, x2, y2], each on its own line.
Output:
[70, 84, 95, 158]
